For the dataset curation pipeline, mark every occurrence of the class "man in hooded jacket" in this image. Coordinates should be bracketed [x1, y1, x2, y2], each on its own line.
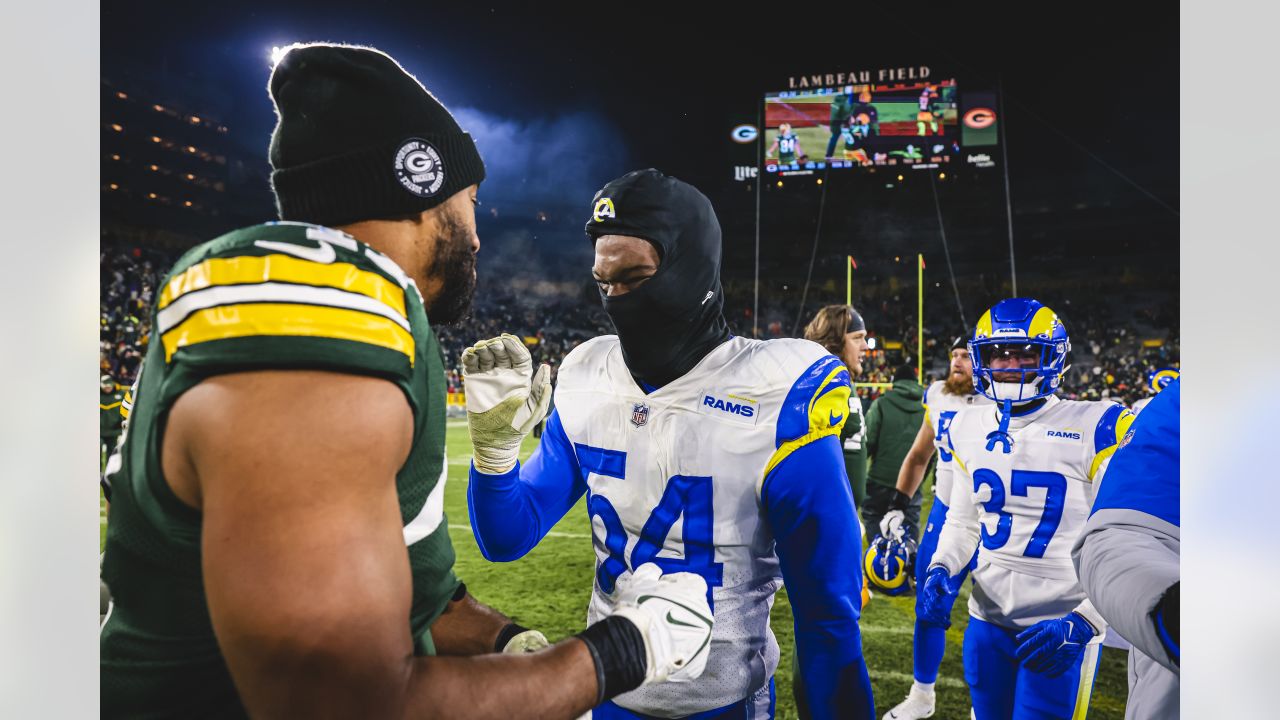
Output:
[862, 364, 928, 542]
[462, 169, 875, 719]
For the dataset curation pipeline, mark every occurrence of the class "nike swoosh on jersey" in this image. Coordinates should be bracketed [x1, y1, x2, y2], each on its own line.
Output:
[254, 238, 337, 264]
[830, 411, 844, 426]
[666, 611, 700, 629]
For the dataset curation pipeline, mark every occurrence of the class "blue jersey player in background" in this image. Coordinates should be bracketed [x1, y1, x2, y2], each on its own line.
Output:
[462, 169, 874, 719]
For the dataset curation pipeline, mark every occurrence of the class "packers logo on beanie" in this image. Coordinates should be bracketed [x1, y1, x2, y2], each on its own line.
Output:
[267, 43, 486, 227]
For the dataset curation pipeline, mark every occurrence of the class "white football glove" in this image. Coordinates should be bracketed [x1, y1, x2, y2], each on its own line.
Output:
[500, 629, 551, 654]
[880, 509, 906, 539]
[609, 563, 714, 685]
[461, 333, 552, 474]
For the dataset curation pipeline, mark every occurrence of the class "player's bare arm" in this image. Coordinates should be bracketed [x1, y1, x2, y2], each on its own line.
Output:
[430, 590, 516, 656]
[165, 370, 602, 719]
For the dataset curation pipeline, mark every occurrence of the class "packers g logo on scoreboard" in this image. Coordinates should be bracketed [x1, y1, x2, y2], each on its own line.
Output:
[963, 108, 997, 130]
[730, 124, 759, 143]
[592, 197, 616, 222]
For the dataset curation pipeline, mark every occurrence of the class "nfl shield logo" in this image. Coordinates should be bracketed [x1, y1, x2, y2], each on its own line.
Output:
[630, 403, 650, 428]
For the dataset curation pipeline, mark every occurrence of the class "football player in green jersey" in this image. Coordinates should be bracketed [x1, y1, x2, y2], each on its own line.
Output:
[100, 43, 713, 720]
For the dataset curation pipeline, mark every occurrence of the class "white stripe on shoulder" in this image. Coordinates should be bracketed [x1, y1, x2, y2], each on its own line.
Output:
[157, 282, 411, 335]
[404, 453, 447, 546]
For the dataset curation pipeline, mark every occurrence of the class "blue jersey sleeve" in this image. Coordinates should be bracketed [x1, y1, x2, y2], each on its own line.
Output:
[763, 434, 875, 719]
[1092, 379, 1180, 527]
[467, 410, 588, 561]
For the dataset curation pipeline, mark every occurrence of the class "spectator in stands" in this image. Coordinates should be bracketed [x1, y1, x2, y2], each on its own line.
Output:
[861, 364, 927, 541]
[100, 374, 124, 469]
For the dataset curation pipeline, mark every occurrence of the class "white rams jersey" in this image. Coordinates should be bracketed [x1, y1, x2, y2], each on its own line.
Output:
[553, 335, 850, 717]
[1131, 396, 1152, 415]
[933, 395, 1134, 631]
[921, 381, 992, 504]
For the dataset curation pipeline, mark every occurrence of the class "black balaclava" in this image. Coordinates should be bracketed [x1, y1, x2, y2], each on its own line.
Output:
[584, 169, 731, 389]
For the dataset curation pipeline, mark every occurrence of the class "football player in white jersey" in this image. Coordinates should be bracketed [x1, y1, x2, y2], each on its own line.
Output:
[880, 335, 992, 720]
[463, 169, 875, 719]
[918, 298, 1135, 720]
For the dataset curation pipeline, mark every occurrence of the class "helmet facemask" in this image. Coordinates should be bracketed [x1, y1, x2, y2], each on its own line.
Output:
[970, 338, 1069, 404]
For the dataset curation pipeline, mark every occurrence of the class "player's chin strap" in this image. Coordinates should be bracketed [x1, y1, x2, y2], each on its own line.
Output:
[985, 398, 1015, 453]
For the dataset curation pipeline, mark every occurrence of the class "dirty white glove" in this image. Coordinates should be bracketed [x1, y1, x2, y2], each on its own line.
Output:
[610, 564, 714, 685]
[500, 629, 550, 654]
[880, 509, 906, 539]
[500, 628, 592, 719]
[461, 333, 552, 474]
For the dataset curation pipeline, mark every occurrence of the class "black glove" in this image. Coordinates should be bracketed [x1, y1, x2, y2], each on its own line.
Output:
[889, 489, 912, 512]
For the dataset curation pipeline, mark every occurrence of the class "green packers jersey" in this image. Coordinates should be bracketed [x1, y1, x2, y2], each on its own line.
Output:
[100, 221, 459, 718]
[777, 133, 799, 163]
[100, 390, 125, 437]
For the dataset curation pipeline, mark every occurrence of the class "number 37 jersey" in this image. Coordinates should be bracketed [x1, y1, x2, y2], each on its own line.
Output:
[553, 335, 852, 717]
[933, 396, 1135, 628]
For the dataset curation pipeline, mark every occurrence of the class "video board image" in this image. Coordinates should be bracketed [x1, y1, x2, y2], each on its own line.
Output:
[764, 79, 960, 175]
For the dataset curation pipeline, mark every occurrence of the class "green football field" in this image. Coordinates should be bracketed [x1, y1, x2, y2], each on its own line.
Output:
[100, 421, 1129, 719]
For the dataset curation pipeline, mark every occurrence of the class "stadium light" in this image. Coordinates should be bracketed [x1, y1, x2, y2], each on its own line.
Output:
[271, 46, 287, 67]
[816, 178, 823, 185]
[939, 172, 946, 180]
[776, 180, 783, 188]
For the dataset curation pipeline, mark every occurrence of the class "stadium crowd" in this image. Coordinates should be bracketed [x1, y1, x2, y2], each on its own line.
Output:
[99, 240, 1176, 406]
[100, 240, 169, 389]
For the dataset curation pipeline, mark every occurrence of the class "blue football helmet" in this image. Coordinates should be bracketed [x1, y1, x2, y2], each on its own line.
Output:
[864, 532, 918, 596]
[1148, 367, 1180, 394]
[969, 298, 1071, 404]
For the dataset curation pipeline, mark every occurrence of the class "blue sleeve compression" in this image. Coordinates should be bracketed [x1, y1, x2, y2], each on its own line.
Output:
[467, 410, 588, 562]
[763, 434, 875, 719]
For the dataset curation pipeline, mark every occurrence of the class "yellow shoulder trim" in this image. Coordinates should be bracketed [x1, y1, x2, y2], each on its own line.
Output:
[99, 401, 122, 411]
[763, 365, 851, 477]
[161, 303, 414, 363]
[1088, 408, 1136, 480]
[160, 254, 406, 319]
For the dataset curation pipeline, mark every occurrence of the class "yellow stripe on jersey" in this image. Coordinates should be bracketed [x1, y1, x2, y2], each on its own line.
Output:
[121, 389, 133, 420]
[950, 447, 969, 476]
[99, 401, 122, 410]
[161, 303, 415, 363]
[764, 363, 851, 477]
[1071, 644, 1100, 719]
[159, 254, 407, 319]
[1088, 407, 1136, 480]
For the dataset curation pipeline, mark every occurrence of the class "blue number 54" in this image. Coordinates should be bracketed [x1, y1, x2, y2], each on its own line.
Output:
[578, 444, 724, 607]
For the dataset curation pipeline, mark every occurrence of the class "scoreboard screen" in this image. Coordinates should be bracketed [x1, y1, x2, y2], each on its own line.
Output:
[762, 77, 999, 176]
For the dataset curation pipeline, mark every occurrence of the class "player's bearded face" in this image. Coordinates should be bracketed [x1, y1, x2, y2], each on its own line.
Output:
[424, 198, 479, 325]
[945, 349, 974, 394]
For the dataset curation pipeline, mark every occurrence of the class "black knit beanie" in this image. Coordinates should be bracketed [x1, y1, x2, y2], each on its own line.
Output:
[267, 43, 486, 227]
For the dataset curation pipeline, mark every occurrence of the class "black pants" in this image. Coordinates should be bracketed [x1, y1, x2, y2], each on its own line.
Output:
[861, 483, 924, 543]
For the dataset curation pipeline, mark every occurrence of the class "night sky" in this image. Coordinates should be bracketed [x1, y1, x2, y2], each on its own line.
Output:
[102, 2, 1178, 289]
